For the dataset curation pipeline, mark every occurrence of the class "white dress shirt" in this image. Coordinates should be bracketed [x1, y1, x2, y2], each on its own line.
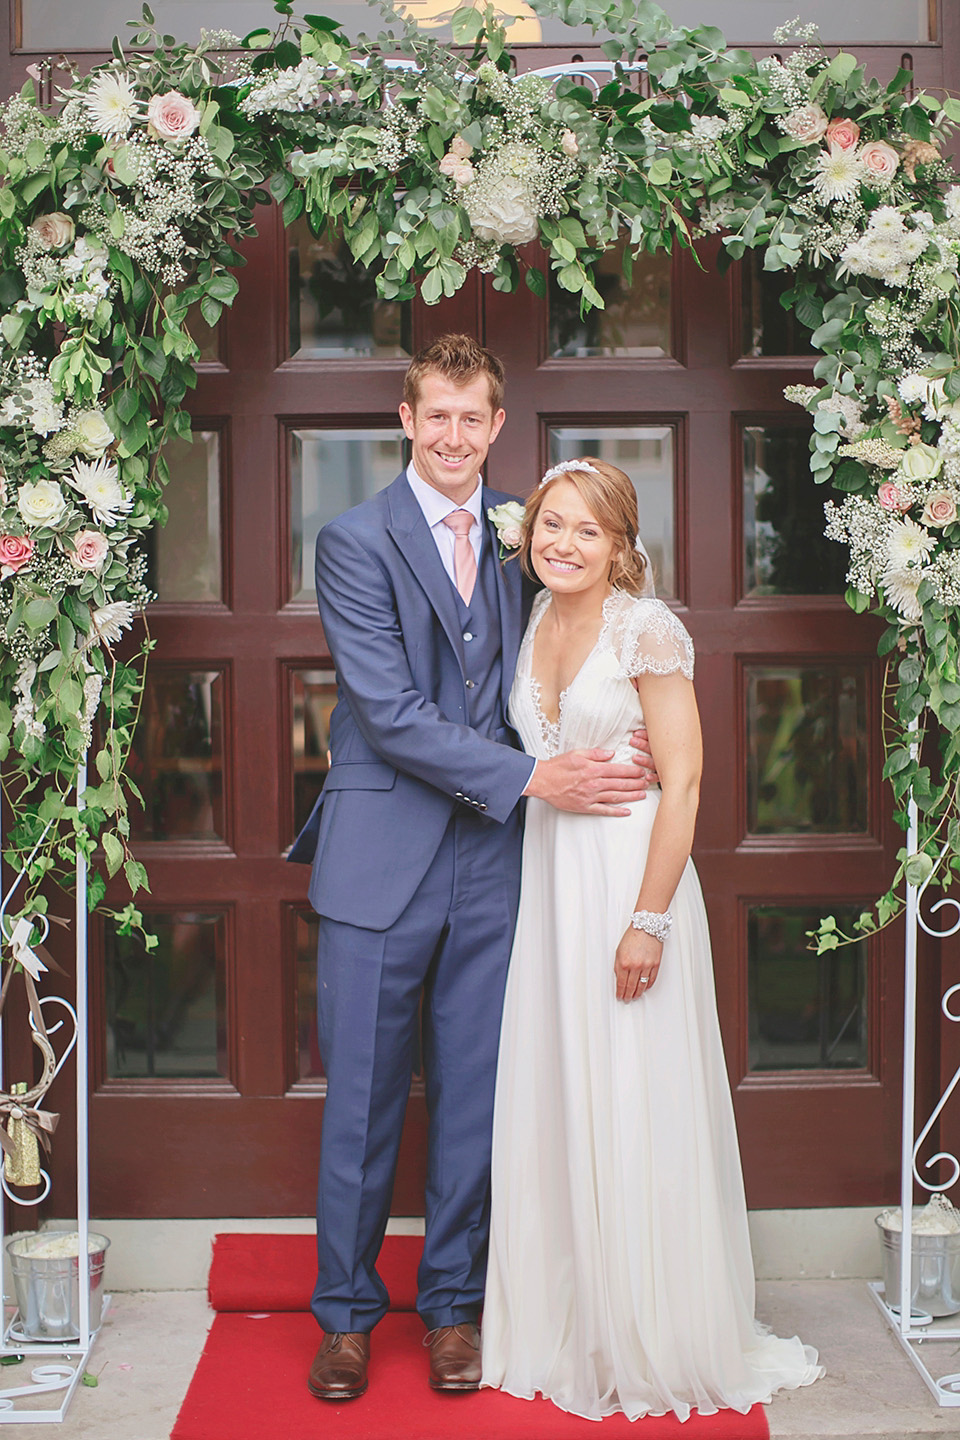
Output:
[406, 463, 483, 588]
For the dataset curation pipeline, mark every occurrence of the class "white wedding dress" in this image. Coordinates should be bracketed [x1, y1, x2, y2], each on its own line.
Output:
[481, 588, 822, 1422]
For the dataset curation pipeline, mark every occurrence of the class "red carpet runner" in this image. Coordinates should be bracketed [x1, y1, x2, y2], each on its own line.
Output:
[172, 1234, 770, 1440]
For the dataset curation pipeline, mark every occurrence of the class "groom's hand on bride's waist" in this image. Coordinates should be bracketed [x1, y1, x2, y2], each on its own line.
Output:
[523, 734, 656, 816]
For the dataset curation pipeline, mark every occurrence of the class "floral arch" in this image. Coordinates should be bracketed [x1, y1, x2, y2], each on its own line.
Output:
[0, 0, 958, 953]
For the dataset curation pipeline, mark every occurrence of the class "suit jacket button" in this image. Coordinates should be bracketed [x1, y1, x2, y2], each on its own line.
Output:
[465, 679, 475, 689]
[463, 631, 474, 642]
[478, 803, 488, 812]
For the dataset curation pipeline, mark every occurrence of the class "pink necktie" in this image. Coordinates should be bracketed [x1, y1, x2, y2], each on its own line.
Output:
[442, 509, 478, 605]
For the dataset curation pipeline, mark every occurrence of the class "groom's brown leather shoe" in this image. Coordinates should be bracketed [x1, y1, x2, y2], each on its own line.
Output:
[307, 1331, 370, 1400]
[425, 1322, 482, 1390]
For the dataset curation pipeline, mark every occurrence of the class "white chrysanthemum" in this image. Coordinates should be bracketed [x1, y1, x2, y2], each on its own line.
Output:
[881, 566, 923, 622]
[85, 73, 139, 137]
[811, 144, 863, 204]
[68, 456, 132, 527]
[869, 206, 906, 239]
[885, 514, 936, 571]
[898, 373, 928, 405]
[944, 186, 960, 221]
[91, 600, 135, 646]
[900, 230, 929, 263]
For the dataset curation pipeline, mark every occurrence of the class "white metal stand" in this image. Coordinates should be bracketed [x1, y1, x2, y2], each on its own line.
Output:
[0, 756, 105, 1421]
[871, 772, 960, 1406]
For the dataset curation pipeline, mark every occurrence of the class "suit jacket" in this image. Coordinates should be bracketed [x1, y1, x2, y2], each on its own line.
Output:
[288, 472, 536, 931]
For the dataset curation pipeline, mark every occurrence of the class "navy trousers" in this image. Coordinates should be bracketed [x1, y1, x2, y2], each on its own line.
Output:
[311, 808, 522, 1333]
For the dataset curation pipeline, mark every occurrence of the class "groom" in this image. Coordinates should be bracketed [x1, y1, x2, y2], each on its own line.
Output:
[290, 334, 653, 1401]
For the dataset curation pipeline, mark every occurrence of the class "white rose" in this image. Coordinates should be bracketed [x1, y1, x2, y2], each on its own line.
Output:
[30, 212, 75, 250]
[899, 442, 942, 482]
[782, 103, 829, 143]
[560, 128, 579, 158]
[18, 478, 69, 529]
[467, 177, 539, 246]
[73, 409, 115, 457]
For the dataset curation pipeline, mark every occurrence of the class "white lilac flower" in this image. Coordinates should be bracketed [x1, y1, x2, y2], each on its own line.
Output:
[944, 187, 960, 221]
[90, 600, 135, 646]
[885, 514, 936, 571]
[85, 73, 140, 137]
[881, 565, 924, 621]
[811, 144, 863, 204]
[67, 456, 132, 526]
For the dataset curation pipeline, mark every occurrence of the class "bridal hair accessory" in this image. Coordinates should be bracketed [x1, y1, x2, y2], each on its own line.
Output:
[630, 909, 673, 943]
[538, 460, 602, 488]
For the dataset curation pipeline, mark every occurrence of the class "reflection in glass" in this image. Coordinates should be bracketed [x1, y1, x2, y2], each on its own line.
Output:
[549, 240, 672, 357]
[740, 253, 814, 358]
[291, 669, 338, 839]
[288, 213, 411, 358]
[146, 430, 221, 603]
[743, 425, 847, 596]
[129, 669, 225, 841]
[290, 428, 406, 601]
[104, 911, 227, 1078]
[548, 425, 675, 599]
[746, 666, 868, 833]
[294, 909, 323, 1081]
[748, 905, 867, 1071]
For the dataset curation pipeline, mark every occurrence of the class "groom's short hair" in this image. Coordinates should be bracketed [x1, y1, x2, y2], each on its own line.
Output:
[403, 333, 505, 414]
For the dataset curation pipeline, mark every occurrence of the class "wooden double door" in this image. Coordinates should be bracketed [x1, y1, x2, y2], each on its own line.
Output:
[1, 26, 953, 1221]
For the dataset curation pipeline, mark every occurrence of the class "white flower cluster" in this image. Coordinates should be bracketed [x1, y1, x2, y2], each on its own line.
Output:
[81, 133, 211, 283]
[463, 140, 542, 245]
[0, 353, 63, 436]
[688, 114, 728, 151]
[240, 57, 332, 116]
[758, 45, 826, 110]
[16, 231, 112, 321]
[818, 392, 867, 437]
[839, 206, 932, 286]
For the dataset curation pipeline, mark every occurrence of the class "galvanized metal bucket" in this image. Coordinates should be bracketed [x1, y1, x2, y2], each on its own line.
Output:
[6, 1231, 110, 1340]
[877, 1212, 960, 1318]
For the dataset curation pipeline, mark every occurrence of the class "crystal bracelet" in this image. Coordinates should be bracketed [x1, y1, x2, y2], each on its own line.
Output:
[630, 909, 672, 943]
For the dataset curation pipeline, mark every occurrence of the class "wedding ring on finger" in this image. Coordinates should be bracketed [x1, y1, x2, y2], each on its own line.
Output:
[638, 976, 649, 985]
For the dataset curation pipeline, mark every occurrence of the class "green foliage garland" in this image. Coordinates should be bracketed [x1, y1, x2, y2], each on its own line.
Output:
[1, 0, 959, 958]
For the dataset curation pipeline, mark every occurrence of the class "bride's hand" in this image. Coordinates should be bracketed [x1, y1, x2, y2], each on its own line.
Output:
[614, 927, 662, 1001]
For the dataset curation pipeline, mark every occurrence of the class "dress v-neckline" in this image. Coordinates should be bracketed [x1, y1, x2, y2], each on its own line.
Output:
[527, 591, 618, 753]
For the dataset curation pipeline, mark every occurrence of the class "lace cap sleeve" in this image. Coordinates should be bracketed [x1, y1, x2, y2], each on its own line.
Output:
[609, 594, 694, 680]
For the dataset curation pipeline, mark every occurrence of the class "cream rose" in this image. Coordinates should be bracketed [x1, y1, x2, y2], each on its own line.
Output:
[74, 409, 115, 457]
[439, 152, 459, 177]
[0, 533, 34, 574]
[30, 212, 75, 251]
[824, 117, 860, 151]
[560, 128, 579, 158]
[859, 140, 899, 182]
[69, 528, 110, 569]
[782, 103, 828, 143]
[921, 491, 957, 528]
[899, 442, 942, 482]
[877, 481, 914, 513]
[449, 134, 473, 159]
[146, 90, 201, 142]
[451, 160, 474, 187]
[18, 478, 68, 529]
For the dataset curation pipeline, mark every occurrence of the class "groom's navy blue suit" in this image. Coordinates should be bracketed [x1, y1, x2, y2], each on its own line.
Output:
[290, 471, 535, 1334]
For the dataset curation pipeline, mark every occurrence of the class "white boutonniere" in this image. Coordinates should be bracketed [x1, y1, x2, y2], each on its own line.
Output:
[488, 501, 525, 558]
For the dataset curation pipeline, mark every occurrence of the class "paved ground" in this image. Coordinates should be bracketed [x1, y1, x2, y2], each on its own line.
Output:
[0, 1280, 957, 1437]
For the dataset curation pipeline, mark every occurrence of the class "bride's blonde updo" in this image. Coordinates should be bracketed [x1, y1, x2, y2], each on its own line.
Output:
[519, 456, 650, 597]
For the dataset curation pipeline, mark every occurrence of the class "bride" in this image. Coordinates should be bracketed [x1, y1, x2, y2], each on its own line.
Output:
[481, 457, 822, 1422]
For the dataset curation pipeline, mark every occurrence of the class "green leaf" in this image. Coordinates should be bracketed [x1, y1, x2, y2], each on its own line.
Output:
[904, 852, 934, 888]
[102, 832, 124, 878]
[826, 52, 858, 85]
[282, 189, 304, 227]
[124, 858, 149, 896]
[199, 294, 223, 328]
[525, 267, 546, 299]
[420, 267, 443, 305]
[647, 157, 673, 187]
[23, 597, 57, 632]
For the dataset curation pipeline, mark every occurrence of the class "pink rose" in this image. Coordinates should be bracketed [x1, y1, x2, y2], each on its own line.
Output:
[0, 533, 33, 575]
[30, 212, 74, 250]
[450, 160, 474, 187]
[439, 152, 459, 177]
[859, 140, 899, 182]
[921, 491, 957, 528]
[501, 526, 522, 548]
[146, 90, 200, 142]
[69, 529, 109, 570]
[825, 117, 860, 151]
[782, 103, 828, 144]
[449, 135, 473, 159]
[877, 481, 914, 513]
